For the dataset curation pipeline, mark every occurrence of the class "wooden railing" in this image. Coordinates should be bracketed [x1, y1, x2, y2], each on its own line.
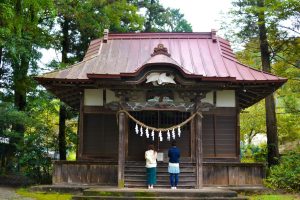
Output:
[203, 162, 265, 186]
[52, 161, 265, 187]
[52, 160, 118, 185]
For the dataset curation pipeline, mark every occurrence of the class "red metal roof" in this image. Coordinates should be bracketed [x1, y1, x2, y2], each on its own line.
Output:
[38, 32, 286, 83]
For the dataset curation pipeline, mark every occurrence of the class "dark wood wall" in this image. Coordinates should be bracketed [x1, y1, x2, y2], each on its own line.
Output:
[79, 106, 238, 162]
[202, 108, 238, 160]
[203, 163, 265, 186]
[82, 113, 118, 159]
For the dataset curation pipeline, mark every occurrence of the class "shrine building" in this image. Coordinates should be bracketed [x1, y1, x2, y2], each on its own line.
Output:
[35, 30, 286, 188]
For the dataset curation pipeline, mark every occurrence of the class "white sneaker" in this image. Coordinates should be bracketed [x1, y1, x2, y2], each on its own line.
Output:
[174, 187, 177, 189]
[171, 187, 175, 189]
[150, 185, 153, 189]
[148, 185, 151, 189]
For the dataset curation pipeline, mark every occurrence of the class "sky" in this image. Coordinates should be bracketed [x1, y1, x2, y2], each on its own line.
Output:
[160, 0, 233, 32]
[40, 0, 233, 66]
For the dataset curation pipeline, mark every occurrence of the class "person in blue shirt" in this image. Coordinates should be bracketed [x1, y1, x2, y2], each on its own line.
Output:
[168, 140, 180, 189]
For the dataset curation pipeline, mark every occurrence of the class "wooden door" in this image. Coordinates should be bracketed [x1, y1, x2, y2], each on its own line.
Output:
[127, 111, 191, 161]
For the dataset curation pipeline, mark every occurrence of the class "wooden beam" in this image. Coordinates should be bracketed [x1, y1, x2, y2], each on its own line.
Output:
[118, 112, 126, 188]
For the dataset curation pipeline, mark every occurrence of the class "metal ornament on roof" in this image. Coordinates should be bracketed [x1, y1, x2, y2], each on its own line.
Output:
[151, 43, 171, 57]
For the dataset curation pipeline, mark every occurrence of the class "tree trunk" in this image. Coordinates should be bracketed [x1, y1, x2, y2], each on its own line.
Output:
[144, 0, 155, 32]
[57, 16, 70, 160]
[0, 47, 2, 67]
[0, 47, 3, 86]
[257, 0, 279, 166]
[59, 104, 67, 160]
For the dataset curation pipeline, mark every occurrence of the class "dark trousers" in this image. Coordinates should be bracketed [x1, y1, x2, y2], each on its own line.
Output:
[169, 173, 179, 187]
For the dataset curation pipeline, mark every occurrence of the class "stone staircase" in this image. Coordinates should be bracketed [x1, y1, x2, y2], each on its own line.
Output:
[124, 161, 196, 189]
[72, 188, 248, 200]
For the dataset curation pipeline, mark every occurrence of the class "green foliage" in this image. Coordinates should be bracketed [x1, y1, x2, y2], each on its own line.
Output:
[240, 102, 266, 143]
[17, 188, 72, 200]
[0, 90, 77, 183]
[266, 151, 300, 192]
[249, 194, 300, 200]
[0, 102, 27, 173]
[0, 0, 193, 185]
[55, 0, 144, 62]
[241, 143, 267, 163]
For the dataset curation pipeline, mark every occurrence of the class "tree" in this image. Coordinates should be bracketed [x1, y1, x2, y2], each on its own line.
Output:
[0, 2, 14, 88]
[137, 0, 192, 32]
[54, 0, 144, 160]
[240, 102, 266, 145]
[224, 0, 300, 166]
[0, 1, 54, 172]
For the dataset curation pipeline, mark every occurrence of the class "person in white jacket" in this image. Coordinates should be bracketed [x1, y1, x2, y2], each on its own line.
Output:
[145, 144, 157, 189]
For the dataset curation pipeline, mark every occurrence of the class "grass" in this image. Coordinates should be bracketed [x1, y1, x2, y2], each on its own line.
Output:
[17, 188, 72, 200]
[249, 194, 300, 200]
[16, 188, 300, 200]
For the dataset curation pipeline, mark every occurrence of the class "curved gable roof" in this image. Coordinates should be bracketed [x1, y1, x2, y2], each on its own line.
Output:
[35, 32, 287, 109]
[37, 32, 286, 83]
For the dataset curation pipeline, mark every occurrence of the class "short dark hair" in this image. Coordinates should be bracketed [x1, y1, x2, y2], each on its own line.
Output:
[171, 140, 176, 146]
[148, 144, 155, 150]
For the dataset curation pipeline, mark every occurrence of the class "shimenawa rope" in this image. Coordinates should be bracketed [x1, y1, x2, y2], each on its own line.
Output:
[116, 110, 202, 132]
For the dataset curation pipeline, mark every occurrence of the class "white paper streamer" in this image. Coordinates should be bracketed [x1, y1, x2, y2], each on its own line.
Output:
[135, 124, 139, 134]
[140, 126, 143, 136]
[177, 126, 181, 137]
[172, 128, 176, 140]
[167, 130, 171, 141]
[159, 131, 163, 142]
[151, 130, 155, 141]
[145, 128, 149, 138]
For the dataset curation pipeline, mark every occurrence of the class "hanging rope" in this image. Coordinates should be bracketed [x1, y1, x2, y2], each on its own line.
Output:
[116, 109, 203, 132]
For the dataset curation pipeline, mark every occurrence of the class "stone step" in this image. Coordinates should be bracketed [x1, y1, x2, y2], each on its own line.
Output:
[125, 163, 196, 166]
[124, 183, 196, 189]
[125, 177, 196, 183]
[73, 188, 248, 200]
[125, 174, 196, 181]
[125, 168, 195, 173]
[83, 188, 238, 197]
[124, 180, 197, 185]
[73, 195, 248, 200]
[126, 162, 196, 166]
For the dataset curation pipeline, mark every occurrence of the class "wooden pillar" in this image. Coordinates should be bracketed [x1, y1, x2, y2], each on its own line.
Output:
[236, 91, 241, 161]
[77, 91, 84, 160]
[195, 108, 203, 188]
[118, 112, 126, 188]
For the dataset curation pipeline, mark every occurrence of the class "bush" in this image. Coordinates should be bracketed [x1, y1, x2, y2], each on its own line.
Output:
[241, 143, 267, 163]
[265, 151, 300, 192]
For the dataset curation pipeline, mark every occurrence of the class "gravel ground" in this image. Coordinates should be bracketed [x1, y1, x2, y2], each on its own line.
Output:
[0, 187, 33, 200]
